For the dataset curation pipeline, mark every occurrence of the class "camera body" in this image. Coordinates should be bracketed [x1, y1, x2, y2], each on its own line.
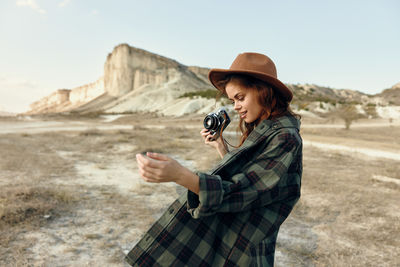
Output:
[203, 108, 231, 140]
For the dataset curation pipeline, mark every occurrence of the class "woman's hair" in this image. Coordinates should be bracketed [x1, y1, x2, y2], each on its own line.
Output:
[216, 74, 300, 147]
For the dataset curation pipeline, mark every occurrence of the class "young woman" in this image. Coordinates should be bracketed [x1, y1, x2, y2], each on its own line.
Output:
[126, 52, 302, 267]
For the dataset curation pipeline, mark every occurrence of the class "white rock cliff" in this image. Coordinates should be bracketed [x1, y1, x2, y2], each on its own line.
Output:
[28, 44, 214, 115]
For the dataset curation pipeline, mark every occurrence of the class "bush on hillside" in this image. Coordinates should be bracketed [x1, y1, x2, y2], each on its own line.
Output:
[179, 90, 227, 100]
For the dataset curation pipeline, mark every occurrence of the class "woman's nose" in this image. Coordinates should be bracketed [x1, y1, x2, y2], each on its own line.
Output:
[234, 102, 241, 110]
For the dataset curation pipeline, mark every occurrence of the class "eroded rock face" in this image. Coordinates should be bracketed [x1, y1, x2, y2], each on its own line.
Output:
[28, 43, 214, 115]
[69, 77, 104, 105]
[28, 77, 105, 114]
[188, 66, 211, 84]
[29, 89, 71, 113]
[104, 44, 182, 97]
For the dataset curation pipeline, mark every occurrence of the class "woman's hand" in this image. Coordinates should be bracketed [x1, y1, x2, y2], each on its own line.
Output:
[200, 129, 228, 158]
[200, 128, 221, 148]
[136, 152, 181, 183]
[136, 152, 199, 194]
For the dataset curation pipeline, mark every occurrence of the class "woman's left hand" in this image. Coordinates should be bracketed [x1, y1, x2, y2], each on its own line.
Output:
[136, 152, 183, 183]
[136, 152, 200, 194]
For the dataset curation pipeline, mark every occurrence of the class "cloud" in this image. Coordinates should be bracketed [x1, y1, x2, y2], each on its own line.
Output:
[0, 75, 39, 89]
[0, 75, 39, 112]
[16, 0, 46, 14]
[58, 0, 71, 8]
[90, 9, 99, 16]
[0, 75, 49, 113]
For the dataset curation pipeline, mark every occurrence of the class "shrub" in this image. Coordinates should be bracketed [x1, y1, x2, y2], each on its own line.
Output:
[336, 104, 359, 130]
[179, 90, 227, 99]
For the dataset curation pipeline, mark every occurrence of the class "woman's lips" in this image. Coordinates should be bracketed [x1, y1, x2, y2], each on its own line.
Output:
[240, 111, 247, 119]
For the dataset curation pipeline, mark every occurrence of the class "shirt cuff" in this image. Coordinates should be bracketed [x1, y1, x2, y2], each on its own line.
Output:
[186, 171, 224, 219]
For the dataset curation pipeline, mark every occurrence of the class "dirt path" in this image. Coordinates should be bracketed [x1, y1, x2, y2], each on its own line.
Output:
[2, 117, 399, 161]
[301, 122, 400, 128]
[0, 120, 133, 134]
[302, 135, 400, 161]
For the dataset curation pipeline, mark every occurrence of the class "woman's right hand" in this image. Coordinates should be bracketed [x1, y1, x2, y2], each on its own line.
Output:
[200, 128, 227, 158]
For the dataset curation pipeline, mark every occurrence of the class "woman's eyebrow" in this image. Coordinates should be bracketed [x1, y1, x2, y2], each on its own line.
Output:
[229, 93, 240, 101]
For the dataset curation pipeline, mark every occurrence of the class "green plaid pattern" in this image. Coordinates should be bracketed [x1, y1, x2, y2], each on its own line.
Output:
[126, 114, 302, 266]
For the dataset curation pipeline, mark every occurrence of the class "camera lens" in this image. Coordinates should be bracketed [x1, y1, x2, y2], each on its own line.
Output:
[203, 115, 219, 130]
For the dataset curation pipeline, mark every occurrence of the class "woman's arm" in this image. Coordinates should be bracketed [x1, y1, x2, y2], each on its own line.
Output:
[216, 142, 228, 158]
[187, 131, 302, 218]
[200, 129, 228, 158]
[136, 152, 200, 194]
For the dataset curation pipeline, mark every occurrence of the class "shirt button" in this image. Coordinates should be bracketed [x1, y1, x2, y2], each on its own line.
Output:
[169, 208, 174, 214]
[145, 235, 150, 241]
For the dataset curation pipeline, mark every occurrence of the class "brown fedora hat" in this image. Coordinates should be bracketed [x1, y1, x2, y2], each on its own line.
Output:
[208, 52, 293, 102]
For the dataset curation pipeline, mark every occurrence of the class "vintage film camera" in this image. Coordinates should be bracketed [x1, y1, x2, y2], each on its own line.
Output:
[203, 108, 231, 141]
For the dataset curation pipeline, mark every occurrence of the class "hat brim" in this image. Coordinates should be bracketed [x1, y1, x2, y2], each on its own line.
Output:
[208, 69, 293, 102]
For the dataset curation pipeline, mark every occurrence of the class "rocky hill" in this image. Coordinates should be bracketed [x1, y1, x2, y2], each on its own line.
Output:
[28, 44, 218, 116]
[377, 83, 400, 105]
[27, 44, 400, 119]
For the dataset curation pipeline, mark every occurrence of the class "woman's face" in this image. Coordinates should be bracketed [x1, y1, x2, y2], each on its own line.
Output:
[225, 78, 266, 124]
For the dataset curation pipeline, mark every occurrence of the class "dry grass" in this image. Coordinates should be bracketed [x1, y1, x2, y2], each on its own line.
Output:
[0, 184, 80, 264]
[0, 116, 399, 266]
[297, 146, 400, 266]
[0, 186, 76, 226]
[79, 128, 103, 136]
[0, 132, 79, 265]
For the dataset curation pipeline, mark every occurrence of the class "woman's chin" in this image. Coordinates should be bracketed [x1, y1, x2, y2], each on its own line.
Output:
[244, 117, 254, 124]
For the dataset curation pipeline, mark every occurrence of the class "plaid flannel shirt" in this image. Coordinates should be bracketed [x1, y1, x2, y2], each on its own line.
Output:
[126, 114, 302, 267]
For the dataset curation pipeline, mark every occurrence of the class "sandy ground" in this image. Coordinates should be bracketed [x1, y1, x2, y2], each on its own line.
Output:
[0, 114, 399, 266]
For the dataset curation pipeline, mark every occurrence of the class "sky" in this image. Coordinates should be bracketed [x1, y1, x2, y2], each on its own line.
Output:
[0, 0, 399, 113]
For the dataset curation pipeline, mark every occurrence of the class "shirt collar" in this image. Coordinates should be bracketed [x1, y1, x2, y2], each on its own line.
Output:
[252, 114, 300, 136]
